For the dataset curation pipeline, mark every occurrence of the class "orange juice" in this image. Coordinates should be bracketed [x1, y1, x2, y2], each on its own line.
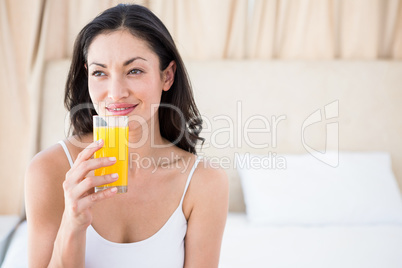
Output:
[94, 125, 129, 193]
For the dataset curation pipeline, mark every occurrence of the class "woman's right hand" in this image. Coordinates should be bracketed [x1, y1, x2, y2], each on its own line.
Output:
[62, 139, 118, 230]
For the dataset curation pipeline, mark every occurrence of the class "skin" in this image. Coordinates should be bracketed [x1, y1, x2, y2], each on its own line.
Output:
[25, 30, 229, 268]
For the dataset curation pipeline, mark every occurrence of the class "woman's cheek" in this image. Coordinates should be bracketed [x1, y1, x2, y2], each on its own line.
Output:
[88, 83, 107, 114]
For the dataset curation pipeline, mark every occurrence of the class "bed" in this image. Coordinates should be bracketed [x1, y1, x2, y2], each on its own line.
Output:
[220, 213, 402, 268]
[218, 152, 402, 268]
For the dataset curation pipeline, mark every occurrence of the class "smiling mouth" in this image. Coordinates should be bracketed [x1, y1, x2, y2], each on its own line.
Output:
[105, 104, 138, 114]
[108, 107, 132, 111]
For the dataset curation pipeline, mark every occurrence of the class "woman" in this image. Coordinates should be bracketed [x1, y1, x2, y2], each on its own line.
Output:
[25, 4, 228, 268]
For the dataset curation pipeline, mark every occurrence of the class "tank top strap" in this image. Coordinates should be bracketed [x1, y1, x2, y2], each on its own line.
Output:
[58, 140, 74, 168]
[179, 156, 202, 206]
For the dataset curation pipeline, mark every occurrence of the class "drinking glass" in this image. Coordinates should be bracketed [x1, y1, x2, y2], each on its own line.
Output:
[93, 115, 129, 193]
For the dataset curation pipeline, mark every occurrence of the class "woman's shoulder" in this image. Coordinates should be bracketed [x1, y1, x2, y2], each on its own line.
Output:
[183, 155, 229, 227]
[30, 141, 68, 172]
[185, 155, 229, 206]
[26, 140, 72, 190]
[26, 134, 92, 185]
[193, 156, 228, 188]
[24, 135, 92, 220]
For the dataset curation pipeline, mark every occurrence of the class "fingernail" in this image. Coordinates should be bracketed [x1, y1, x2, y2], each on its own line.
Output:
[111, 173, 118, 179]
[109, 157, 116, 162]
[96, 139, 103, 145]
[111, 187, 117, 193]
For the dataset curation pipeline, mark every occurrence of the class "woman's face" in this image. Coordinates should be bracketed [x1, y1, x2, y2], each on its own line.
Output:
[86, 30, 175, 129]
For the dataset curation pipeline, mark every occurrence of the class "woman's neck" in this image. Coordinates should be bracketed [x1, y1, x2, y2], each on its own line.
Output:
[127, 116, 171, 159]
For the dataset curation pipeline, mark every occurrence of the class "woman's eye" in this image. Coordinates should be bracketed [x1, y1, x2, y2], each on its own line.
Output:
[129, 69, 142, 75]
[92, 71, 105, 77]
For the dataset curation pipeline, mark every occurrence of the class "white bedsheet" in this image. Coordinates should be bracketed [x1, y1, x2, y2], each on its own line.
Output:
[219, 213, 402, 268]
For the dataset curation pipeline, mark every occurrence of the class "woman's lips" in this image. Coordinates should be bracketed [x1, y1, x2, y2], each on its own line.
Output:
[106, 103, 138, 116]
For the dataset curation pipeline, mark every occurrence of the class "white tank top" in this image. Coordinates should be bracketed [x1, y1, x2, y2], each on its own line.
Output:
[58, 140, 201, 268]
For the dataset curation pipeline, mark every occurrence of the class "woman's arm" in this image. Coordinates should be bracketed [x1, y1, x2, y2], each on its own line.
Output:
[25, 139, 118, 268]
[25, 145, 67, 268]
[184, 162, 229, 268]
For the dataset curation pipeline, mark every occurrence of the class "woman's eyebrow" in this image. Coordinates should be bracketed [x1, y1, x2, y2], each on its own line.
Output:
[123, 57, 147, 66]
[88, 57, 147, 68]
[89, 62, 107, 68]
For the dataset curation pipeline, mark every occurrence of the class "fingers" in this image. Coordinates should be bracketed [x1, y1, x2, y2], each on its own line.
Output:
[79, 187, 118, 211]
[70, 173, 119, 200]
[74, 139, 104, 166]
[65, 139, 116, 185]
[66, 186, 118, 221]
[68, 157, 117, 185]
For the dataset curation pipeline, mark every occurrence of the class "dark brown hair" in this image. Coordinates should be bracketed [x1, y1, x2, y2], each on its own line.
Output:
[65, 4, 203, 154]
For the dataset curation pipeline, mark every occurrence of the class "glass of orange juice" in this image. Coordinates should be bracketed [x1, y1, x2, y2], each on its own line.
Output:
[93, 115, 129, 193]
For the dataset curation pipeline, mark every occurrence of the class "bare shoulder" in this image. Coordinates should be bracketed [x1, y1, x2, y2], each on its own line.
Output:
[26, 140, 71, 188]
[194, 157, 228, 185]
[188, 157, 229, 206]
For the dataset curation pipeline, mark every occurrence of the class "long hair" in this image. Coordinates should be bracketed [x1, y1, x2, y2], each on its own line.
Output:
[65, 4, 203, 154]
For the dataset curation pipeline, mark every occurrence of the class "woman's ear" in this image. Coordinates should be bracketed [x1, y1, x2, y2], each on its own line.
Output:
[162, 61, 176, 91]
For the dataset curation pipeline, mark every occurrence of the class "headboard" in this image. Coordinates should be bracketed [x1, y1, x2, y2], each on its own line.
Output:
[41, 59, 402, 211]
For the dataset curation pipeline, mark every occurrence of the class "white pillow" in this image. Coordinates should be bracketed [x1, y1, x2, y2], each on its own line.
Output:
[236, 152, 402, 225]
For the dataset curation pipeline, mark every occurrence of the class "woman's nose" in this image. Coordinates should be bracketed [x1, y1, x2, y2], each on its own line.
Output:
[108, 77, 130, 101]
